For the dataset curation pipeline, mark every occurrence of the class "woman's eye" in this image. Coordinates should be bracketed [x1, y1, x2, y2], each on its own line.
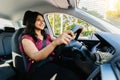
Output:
[36, 19, 40, 21]
[36, 19, 44, 22]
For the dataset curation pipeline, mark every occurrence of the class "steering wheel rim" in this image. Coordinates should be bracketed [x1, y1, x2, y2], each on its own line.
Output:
[53, 25, 95, 75]
[54, 25, 93, 63]
[54, 25, 83, 57]
[54, 25, 82, 55]
[71, 25, 83, 40]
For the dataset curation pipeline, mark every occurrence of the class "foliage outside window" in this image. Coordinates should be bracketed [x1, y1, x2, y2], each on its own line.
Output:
[47, 13, 97, 39]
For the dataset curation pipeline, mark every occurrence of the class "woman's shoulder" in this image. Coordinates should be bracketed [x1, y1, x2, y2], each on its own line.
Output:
[22, 34, 34, 41]
[22, 34, 32, 38]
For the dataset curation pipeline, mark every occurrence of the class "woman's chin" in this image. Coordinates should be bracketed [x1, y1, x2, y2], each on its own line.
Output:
[41, 27, 44, 30]
[35, 27, 44, 30]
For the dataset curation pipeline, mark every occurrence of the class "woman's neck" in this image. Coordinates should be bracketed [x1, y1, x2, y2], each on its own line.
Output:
[35, 29, 43, 40]
[35, 29, 41, 36]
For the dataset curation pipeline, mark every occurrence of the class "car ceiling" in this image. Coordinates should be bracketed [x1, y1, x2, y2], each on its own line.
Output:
[0, 0, 75, 21]
[1, 0, 119, 33]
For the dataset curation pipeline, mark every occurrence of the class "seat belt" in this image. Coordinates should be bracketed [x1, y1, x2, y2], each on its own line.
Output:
[41, 38, 46, 49]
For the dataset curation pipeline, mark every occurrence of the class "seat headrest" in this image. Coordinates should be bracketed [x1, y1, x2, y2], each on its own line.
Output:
[4, 27, 15, 32]
[0, 29, 4, 33]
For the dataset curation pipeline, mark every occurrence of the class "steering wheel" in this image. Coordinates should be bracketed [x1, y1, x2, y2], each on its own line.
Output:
[53, 25, 96, 74]
[54, 25, 93, 63]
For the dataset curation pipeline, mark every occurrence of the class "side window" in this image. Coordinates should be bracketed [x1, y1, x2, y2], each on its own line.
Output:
[47, 13, 100, 40]
[0, 18, 14, 29]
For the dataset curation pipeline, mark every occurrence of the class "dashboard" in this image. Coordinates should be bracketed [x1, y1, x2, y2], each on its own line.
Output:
[92, 32, 120, 80]
[55, 31, 120, 80]
[95, 32, 120, 56]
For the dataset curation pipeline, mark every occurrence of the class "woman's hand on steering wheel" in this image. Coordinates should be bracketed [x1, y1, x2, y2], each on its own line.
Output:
[53, 30, 74, 46]
[54, 25, 83, 57]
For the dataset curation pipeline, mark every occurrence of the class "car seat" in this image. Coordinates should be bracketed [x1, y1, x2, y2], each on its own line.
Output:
[11, 26, 51, 79]
[0, 27, 16, 80]
[0, 27, 15, 63]
[12, 28, 27, 80]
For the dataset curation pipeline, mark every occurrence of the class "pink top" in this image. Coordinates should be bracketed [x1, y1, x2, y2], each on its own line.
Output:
[19, 34, 52, 71]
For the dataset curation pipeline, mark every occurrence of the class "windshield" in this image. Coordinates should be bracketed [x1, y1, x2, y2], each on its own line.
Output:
[77, 0, 120, 29]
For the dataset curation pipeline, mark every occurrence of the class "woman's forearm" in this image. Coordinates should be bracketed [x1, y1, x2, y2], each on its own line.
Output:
[33, 41, 56, 61]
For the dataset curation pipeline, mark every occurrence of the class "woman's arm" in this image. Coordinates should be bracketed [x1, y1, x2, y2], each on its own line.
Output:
[50, 35, 56, 41]
[22, 38, 57, 61]
[22, 30, 74, 62]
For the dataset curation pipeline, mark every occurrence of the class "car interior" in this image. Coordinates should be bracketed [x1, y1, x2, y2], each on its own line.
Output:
[0, 27, 16, 80]
[0, 0, 120, 80]
[0, 27, 15, 62]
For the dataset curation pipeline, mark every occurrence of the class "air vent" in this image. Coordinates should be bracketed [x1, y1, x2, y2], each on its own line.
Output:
[106, 47, 115, 55]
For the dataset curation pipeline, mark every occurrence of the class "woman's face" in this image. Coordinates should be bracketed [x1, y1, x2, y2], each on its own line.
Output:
[35, 15, 45, 30]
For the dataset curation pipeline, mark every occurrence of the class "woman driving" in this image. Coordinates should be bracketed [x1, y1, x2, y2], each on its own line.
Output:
[19, 10, 80, 80]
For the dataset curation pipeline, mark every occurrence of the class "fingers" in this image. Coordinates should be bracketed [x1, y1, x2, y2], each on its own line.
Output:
[54, 30, 75, 46]
[61, 32, 73, 45]
[65, 30, 74, 38]
[63, 37, 71, 45]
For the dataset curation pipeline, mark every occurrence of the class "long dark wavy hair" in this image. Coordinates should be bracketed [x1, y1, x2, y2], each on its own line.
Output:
[22, 10, 47, 42]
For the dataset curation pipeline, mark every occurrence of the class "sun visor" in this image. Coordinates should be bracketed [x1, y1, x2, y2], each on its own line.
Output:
[47, 0, 75, 9]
